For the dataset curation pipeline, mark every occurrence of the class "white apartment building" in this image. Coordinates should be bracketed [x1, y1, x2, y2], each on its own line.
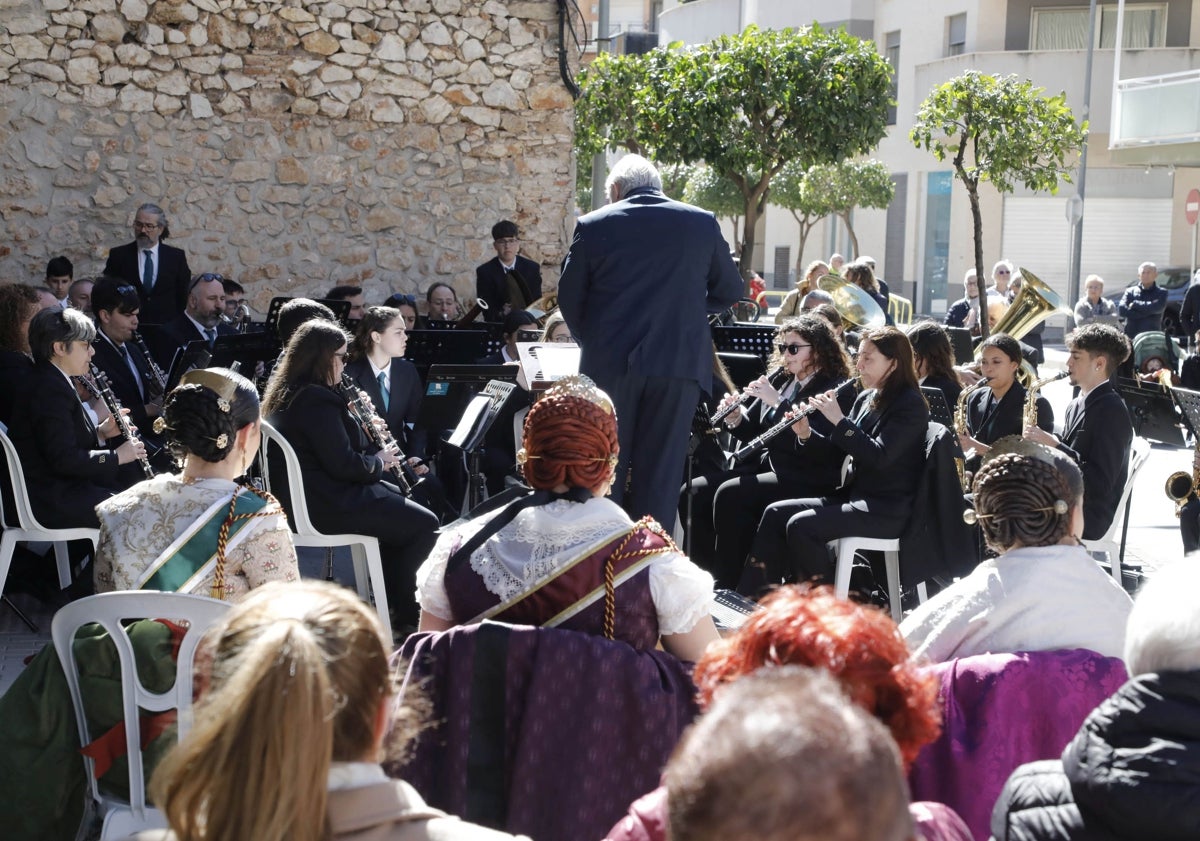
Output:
[658, 0, 1200, 319]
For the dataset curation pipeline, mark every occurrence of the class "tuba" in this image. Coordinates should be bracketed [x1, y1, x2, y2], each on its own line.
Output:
[528, 292, 559, 325]
[816, 274, 887, 332]
[978, 268, 1070, 387]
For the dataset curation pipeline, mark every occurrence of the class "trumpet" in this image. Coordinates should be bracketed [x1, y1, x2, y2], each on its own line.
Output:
[709, 366, 787, 428]
[339, 372, 422, 496]
[78, 365, 155, 480]
[131, 330, 167, 398]
[733, 377, 862, 462]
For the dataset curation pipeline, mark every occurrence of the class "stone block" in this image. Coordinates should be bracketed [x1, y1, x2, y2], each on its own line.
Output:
[26, 61, 67, 82]
[460, 105, 499, 128]
[230, 159, 270, 181]
[319, 63, 353, 83]
[419, 94, 451, 124]
[460, 37, 484, 62]
[189, 92, 214, 118]
[249, 89, 295, 113]
[83, 84, 118, 106]
[215, 92, 244, 114]
[329, 52, 366, 68]
[66, 56, 101, 85]
[119, 0, 148, 21]
[459, 59, 492, 85]
[91, 14, 129, 42]
[155, 70, 189, 96]
[208, 15, 250, 49]
[301, 30, 339, 56]
[179, 55, 220, 74]
[11, 35, 49, 61]
[278, 6, 316, 23]
[482, 80, 518, 110]
[115, 43, 152, 66]
[276, 157, 309, 185]
[93, 184, 130, 207]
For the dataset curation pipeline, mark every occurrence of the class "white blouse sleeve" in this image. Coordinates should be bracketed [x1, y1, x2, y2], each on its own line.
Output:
[648, 551, 715, 636]
[415, 529, 463, 621]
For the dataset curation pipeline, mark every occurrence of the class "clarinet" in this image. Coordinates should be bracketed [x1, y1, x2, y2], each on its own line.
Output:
[80, 365, 155, 479]
[709, 366, 788, 428]
[339, 372, 423, 496]
[130, 331, 167, 398]
[733, 377, 862, 463]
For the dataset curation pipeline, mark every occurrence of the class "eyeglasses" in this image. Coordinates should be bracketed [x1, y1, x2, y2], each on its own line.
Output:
[777, 343, 812, 355]
[495, 237, 519, 246]
[133, 221, 162, 231]
[995, 269, 1011, 275]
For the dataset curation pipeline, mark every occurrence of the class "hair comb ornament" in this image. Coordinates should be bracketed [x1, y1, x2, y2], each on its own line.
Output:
[179, 369, 238, 406]
[963, 498, 1069, 525]
[541, 374, 615, 415]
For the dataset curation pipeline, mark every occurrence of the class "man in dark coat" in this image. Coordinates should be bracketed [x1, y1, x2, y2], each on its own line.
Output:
[102, 202, 191, 325]
[475, 220, 543, 319]
[146, 273, 236, 370]
[558, 154, 743, 530]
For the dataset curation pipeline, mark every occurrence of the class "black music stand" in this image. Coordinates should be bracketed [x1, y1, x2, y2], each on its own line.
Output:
[946, 328, 975, 365]
[418, 364, 521, 432]
[921, 387, 954, 427]
[263, 296, 352, 337]
[445, 380, 520, 513]
[1171, 387, 1200, 442]
[165, 341, 212, 391]
[712, 325, 776, 369]
[404, 329, 497, 376]
[209, 333, 279, 374]
[1116, 377, 1185, 446]
[717, 352, 766, 390]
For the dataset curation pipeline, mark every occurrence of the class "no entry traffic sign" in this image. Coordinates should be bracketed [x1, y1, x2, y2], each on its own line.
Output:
[1187, 188, 1200, 226]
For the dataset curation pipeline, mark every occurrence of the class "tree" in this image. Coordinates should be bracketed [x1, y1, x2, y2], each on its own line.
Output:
[574, 25, 893, 290]
[683, 165, 745, 250]
[911, 70, 1087, 341]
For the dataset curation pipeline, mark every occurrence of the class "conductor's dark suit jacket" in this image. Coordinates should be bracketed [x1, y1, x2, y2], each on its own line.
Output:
[557, 187, 742, 394]
[103, 241, 191, 325]
[475, 255, 543, 319]
[7, 362, 120, 528]
[1057, 380, 1133, 540]
[344, 357, 428, 460]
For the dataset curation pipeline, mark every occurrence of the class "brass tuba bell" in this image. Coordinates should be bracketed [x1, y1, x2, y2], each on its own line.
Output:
[816, 274, 887, 332]
[988, 268, 1069, 343]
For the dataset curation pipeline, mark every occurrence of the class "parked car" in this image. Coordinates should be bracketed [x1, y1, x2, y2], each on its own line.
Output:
[1105, 266, 1195, 337]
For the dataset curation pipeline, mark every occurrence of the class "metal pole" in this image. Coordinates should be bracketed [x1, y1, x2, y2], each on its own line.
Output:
[1068, 0, 1099, 310]
[590, 0, 611, 211]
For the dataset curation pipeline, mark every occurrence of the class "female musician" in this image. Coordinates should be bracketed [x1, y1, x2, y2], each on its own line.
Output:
[146, 581, 525, 841]
[541, 312, 574, 343]
[262, 319, 439, 630]
[688, 316, 855, 588]
[900, 443, 1132, 663]
[906, 321, 963, 408]
[958, 334, 1053, 473]
[741, 326, 929, 593]
[7, 307, 145, 529]
[0, 283, 40, 427]
[94, 367, 300, 598]
[774, 260, 830, 324]
[382, 291, 419, 331]
[416, 375, 718, 663]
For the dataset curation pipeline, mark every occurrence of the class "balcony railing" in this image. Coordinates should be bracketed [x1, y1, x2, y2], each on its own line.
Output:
[1112, 69, 1200, 148]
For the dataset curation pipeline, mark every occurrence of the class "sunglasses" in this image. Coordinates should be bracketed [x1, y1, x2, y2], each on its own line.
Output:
[777, 343, 811, 355]
[995, 269, 1011, 275]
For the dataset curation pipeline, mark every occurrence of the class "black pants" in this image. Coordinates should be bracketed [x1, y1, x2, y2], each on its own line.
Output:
[1182, 497, 1200, 554]
[610, 375, 700, 532]
[739, 495, 908, 596]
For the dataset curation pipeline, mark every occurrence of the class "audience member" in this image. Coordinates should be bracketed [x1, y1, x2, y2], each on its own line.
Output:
[989, 260, 1013, 299]
[1117, 261, 1168, 339]
[844, 260, 893, 325]
[324, 284, 365, 321]
[664, 667, 916, 841]
[1072, 274, 1119, 332]
[775, 260, 829, 324]
[475, 219, 543, 318]
[45, 255, 73, 308]
[67, 277, 93, 313]
[901, 441, 1132, 662]
[103, 202, 191, 324]
[944, 269, 980, 333]
[34, 286, 58, 311]
[829, 252, 845, 274]
[992, 559, 1200, 841]
[800, 288, 834, 310]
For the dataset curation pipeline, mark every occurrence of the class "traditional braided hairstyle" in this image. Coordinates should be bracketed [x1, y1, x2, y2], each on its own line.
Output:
[159, 368, 259, 465]
[519, 375, 618, 492]
[973, 446, 1083, 551]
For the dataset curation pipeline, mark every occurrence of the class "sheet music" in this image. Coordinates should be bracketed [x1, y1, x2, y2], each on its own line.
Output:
[447, 393, 492, 450]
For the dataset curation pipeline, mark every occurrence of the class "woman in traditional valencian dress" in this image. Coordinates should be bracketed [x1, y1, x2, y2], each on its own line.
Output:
[415, 375, 718, 663]
[94, 367, 299, 598]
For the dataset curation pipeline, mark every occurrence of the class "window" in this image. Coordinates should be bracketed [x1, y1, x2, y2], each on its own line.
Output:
[947, 14, 966, 56]
[885, 31, 900, 126]
[1031, 3, 1167, 50]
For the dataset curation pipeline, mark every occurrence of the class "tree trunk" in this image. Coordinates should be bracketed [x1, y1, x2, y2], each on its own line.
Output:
[968, 184, 989, 344]
[840, 212, 859, 261]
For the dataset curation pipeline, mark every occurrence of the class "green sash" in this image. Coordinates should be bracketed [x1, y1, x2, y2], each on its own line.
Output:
[135, 491, 271, 594]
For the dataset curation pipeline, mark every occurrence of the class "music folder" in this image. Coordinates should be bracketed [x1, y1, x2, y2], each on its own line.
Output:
[515, 342, 580, 393]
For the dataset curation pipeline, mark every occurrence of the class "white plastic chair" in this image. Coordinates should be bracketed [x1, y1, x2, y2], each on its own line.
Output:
[51, 591, 229, 840]
[828, 536, 913, 623]
[1087, 436, 1152, 586]
[0, 422, 99, 594]
[258, 421, 393, 640]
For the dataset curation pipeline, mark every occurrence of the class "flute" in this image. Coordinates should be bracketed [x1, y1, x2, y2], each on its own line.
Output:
[732, 377, 862, 463]
[79, 365, 155, 479]
[338, 372, 423, 496]
[131, 331, 167, 398]
[709, 366, 787, 428]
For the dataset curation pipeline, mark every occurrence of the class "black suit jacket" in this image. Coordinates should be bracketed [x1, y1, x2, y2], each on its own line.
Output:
[103, 241, 191, 325]
[7, 362, 121, 527]
[145, 314, 235, 370]
[1057, 380, 1133, 540]
[90, 336, 165, 452]
[344, 357, 428, 459]
[475, 255, 543, 319]
[965, 382, 1053, 446]
[808, 385, 930, 515]
[557, 187, 743, 395]
[0, 349, 33, 428]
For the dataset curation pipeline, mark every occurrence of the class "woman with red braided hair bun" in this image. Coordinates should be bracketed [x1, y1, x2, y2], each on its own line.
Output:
[416, 375, 719, 662]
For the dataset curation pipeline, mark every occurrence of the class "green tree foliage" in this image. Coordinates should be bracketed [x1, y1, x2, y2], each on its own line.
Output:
[574, 25, 893, 288]
[911, 70, 1087, 340]
[683, 165, 745, 248]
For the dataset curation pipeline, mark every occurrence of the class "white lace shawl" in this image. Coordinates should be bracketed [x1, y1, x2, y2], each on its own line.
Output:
[416, 496, 713, 636]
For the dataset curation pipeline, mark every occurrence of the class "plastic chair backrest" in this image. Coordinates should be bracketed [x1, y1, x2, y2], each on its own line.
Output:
[1095, 436, 1151, 546]
[259, 420, 318, 535]
[0, 421, 46, 532]
[51, 591, 229, 829]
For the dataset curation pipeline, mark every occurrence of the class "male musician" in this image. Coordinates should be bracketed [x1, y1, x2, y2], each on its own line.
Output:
[147, 273, 235, 369]
[68, 278, 94, 314]
[325, 284, 365, 321]
[1024, 323, 1133, 541]
[103, 202, 191, 325]
[90, 276, 166, 461]
[559, 153, 743, 530]
[475, 220, 543, 319]
[423, 282, 460, 324]
[45, 256, 73, 309]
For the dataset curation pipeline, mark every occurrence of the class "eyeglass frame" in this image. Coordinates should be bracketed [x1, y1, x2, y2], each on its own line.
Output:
[777, 343, 812, 355]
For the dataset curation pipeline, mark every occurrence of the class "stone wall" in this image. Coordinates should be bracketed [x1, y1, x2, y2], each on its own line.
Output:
[0, 0, 578, 312]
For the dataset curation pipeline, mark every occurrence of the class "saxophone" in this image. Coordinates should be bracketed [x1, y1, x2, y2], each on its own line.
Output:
[1165, 447, 1200, 517]
[953, 376, 991, 489]
[1024, 371, 1069, 431]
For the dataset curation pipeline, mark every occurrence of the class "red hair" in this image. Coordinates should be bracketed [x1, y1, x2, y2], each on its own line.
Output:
[521, 392, 618, 491]
[693, 585, 940, 768]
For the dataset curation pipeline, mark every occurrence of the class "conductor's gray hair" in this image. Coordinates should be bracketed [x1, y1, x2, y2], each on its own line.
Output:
[605, 154, 662, 201]
[1124, 559, 1200, 675]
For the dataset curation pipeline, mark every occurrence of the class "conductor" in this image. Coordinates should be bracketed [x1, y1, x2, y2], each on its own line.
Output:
[558, 154, 742, 530]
